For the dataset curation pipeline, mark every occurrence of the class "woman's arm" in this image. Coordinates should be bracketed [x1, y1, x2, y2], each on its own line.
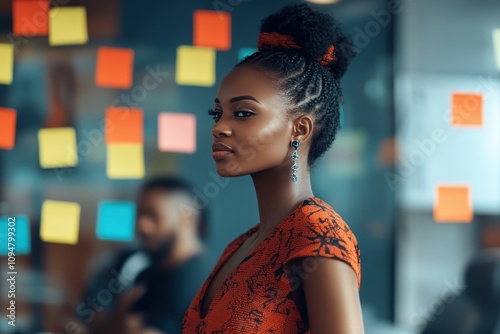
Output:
[301, 258, 364, 333]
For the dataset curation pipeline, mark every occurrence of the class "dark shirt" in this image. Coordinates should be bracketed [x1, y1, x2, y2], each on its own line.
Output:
[131, 253, 212, 333]
[79, 248, 211, 334]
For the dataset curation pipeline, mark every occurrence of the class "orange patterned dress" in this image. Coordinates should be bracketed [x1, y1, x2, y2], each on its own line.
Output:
[182, 197, 361, 333]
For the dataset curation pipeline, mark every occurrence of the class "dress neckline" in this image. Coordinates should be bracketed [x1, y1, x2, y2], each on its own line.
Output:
[197, 196, 318, 320]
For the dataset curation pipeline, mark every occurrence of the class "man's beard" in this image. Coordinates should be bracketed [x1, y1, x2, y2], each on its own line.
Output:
[145, 232, 177, 266]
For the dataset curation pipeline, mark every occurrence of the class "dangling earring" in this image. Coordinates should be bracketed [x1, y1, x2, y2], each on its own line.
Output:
[290, 140, 300, 182]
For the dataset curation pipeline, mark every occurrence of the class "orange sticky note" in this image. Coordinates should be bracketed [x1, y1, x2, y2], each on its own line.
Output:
[158, 112, 196, 153]
[433, 185, 473, 223]
[105, 107, 143, 144]
[13, 0, 49, 36]
[377, 137, 397, 167]
[96, 47, 134, 89]
[452, 93, 483, 127]
[194, 10, 231, 51]
[0, 108, 17, 150]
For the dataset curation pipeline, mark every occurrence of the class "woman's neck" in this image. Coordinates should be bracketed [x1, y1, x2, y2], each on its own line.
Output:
[250, 165, 314, 240]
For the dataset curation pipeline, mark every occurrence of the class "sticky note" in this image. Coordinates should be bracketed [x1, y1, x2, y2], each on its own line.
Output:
[49, 7, 88, 46]
[158, 112, 196, 153]
[105, 107, 143, 144]
[493, 29, 500, 70]
[238, 48, 257, 62]
[433, 185, 473, 223]
[38, 127, 78, 168]
[0, 108, 17, 149]
[451, 93, 483, 127]
[176, 45, 216, 87]
[40, 200, 81, 245]
[97, 201, 136, 241]
[107, 144, 144, 179]
[13, 0, 49, 36]
[194, 10, 231, 51]
[377, 137, 397, 167]
[0, 216, 31, 255]
[0, 43, 14, 85]
[96, 47, 134, 89]
[481, 225, 500, 248]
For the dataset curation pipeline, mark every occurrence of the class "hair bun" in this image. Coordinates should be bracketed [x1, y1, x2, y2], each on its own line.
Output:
[259, 3, 356, 80]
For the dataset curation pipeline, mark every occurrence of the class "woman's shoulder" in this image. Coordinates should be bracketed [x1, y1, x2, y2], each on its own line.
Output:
[293, 197, 353, 233]
[284, 196, 361, 287]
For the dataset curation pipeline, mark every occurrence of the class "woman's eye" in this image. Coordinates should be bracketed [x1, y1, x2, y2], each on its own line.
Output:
[234, 110, 254, 118]
[207, 109, 222, 122]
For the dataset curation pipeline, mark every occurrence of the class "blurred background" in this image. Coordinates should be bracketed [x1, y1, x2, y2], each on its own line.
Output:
[0, 0, 499, 333]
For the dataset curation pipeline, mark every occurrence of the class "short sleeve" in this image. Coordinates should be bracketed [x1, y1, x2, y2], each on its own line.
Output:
[284, 203, 361, 289]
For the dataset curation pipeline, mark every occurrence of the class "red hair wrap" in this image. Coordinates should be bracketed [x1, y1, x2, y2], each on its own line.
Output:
[257, 32, 336, 67]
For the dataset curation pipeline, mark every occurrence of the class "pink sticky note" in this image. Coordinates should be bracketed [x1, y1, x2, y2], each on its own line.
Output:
[158, 112, 196, 154]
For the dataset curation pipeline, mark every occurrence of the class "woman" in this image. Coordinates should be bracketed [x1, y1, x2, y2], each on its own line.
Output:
[183, 3, 363, 333]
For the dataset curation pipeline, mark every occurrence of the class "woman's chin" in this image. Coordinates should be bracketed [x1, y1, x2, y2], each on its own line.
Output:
[215, 168, 237, 178]
[215, 163, 244, 178]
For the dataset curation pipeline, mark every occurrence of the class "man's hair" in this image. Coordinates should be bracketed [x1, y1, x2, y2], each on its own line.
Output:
[139, 176, 208, 241]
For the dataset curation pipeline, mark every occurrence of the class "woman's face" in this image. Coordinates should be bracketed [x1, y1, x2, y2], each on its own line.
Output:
[211, 65, 296, 177]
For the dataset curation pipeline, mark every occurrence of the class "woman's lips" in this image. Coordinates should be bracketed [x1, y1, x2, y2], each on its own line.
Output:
[212, 151, 234, 160]
[212, 142, 234, 160]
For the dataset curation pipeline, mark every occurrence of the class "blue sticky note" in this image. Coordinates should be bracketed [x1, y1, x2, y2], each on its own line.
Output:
[238, 47, 258, 62]
[96, 202, 136, 241]
[0, 216, 31, 255]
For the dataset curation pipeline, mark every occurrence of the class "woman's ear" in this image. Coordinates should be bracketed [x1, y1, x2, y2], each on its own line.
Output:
[292, 115, 314, 143]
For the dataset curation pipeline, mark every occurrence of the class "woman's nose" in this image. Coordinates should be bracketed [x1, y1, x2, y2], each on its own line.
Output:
[212, 121, 232, 138]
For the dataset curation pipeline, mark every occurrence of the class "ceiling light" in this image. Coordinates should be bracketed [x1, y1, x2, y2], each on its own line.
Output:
[306, 0, 341, 4]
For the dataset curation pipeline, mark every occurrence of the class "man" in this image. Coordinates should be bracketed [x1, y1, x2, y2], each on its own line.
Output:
[78, 176, 211, 334]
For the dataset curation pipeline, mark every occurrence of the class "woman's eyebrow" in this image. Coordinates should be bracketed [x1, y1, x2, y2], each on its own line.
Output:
[214, 96, 261, 104]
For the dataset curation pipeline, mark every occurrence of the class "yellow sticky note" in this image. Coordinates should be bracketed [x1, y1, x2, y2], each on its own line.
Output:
[40, 200, 81, 245]
[38, 127, 78, 168]
[107, 144, 144, 179]
[493, 29, 500, 70]
[175, 45, 216, 87]
[49, 7, 88, 46]
[0, 44, 14, 85]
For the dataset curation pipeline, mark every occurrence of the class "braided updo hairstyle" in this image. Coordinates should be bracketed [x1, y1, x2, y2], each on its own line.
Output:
[237, 3, 356, 167]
